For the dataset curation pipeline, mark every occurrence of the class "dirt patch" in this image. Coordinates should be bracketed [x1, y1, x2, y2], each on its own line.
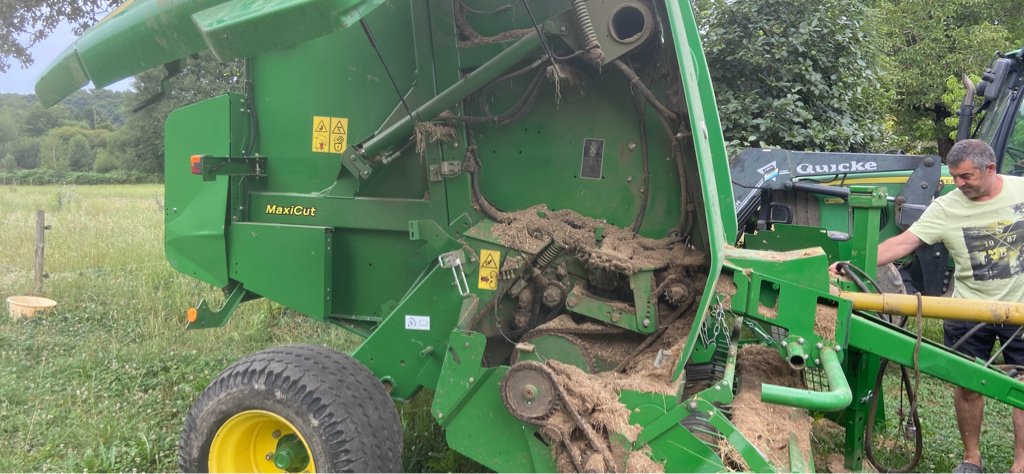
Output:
[727, 345, 813, 471]
[492, 205, 705, 274]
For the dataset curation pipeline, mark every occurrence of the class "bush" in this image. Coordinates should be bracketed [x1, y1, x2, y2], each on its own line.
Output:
[0, 169, 160, 185]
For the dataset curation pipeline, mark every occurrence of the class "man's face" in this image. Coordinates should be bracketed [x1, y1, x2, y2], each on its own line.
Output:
[949, 161, 997, 200]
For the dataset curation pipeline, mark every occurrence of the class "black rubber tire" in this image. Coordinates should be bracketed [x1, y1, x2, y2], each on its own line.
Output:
[178, 344, 403, 472]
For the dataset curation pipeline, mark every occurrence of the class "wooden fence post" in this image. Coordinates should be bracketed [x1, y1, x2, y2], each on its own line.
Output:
[33, 210, 46, 295]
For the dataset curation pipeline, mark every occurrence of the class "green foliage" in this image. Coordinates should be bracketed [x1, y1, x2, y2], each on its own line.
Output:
[0, 169, 157, 185]
[0, 153, 16, 172]
[0, 0, 121, 72]
[698, 0, 891, 152]
[67, 135, 95, 171]
[875, 0, 1024, 153]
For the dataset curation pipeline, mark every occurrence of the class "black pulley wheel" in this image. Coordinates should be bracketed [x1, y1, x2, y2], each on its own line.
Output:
[178, 344, 402, 473]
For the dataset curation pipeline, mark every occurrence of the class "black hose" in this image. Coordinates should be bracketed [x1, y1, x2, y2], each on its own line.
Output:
[838, 262, 924, 470]
[864, 359, 923, 472]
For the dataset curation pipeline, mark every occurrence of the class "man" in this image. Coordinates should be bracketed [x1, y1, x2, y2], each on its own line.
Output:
[830, 139, 1024, 473]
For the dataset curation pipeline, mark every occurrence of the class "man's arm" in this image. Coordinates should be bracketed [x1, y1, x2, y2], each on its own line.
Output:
[876, 230, 924, 266]
[829, 230, 925, 274]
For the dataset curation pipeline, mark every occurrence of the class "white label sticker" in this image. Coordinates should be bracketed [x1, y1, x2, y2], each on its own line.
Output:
[405, 315, 430, 331]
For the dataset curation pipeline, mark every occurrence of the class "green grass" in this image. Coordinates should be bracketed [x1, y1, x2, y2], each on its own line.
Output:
[810, 319, 1019, 473]
[0, 184, 478, 472]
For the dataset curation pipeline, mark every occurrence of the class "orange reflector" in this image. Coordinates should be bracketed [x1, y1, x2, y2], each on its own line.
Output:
[186, 307, 198, 323]
[190, 155, 202, 175]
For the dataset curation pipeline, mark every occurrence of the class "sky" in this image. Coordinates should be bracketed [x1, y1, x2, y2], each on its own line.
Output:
[0, 22, 133, 95]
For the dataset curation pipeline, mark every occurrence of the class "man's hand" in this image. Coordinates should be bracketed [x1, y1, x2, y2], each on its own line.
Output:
[829, 261, 848, 276]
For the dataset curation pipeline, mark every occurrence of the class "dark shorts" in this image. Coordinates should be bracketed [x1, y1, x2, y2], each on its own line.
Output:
[944, 320, 1024, 365]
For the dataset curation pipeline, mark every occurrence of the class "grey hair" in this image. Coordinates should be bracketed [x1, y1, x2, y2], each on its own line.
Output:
[946, 139, 996, 170]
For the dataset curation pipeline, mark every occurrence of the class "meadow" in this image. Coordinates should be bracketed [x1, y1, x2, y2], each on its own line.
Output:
[0, 184, 1016, 472]
[0, 184, 475, 472]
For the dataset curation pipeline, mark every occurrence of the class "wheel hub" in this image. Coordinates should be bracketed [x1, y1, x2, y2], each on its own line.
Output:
[209, 410, 316, 473]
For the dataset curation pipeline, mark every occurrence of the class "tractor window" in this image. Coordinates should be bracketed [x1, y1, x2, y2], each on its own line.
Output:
[999, 97, 1024, 176]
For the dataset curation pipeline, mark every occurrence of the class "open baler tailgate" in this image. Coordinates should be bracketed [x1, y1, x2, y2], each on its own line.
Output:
[34, 0, 385, 107]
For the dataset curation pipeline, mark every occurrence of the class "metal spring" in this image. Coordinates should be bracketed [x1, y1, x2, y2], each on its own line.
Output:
[535, 241, 566, 268]
[571, 0, 605, 66]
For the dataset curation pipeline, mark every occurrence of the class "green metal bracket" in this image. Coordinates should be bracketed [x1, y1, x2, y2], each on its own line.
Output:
[196, 155, 267, 182]
[845, 185, 888, 289]
[432, 330, 488, 425]
[565, 286, 654, 335]
[187, 283, 249, 329]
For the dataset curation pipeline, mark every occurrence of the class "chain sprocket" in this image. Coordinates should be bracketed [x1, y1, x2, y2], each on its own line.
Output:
[501, 361, 560, 423]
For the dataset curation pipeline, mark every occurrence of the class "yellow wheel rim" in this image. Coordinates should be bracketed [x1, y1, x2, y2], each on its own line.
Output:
[209, 410, 317, 473]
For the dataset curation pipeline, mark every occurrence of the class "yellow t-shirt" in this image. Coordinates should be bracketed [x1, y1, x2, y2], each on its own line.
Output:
[908, 175, 1024, 302]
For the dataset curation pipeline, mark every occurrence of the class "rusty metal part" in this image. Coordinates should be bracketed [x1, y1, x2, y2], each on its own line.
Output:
[501, 361, 560, 423]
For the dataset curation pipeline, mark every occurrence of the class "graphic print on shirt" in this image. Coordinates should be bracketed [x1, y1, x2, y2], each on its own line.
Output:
[962, 217, 1024, 281]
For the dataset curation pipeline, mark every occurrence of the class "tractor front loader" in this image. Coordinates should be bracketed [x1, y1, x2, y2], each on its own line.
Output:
[36, 0, 1024, 472]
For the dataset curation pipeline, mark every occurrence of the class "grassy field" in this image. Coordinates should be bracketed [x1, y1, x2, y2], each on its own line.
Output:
[0, 184, 1017, 472]
[0, 184, 476, 472]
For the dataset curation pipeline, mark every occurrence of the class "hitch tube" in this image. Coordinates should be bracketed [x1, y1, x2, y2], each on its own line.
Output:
[761, 347, 851, 412]
[840, 291, 1024, 325]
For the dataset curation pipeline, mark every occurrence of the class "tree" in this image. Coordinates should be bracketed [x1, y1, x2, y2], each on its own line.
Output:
[875, 0, 1024, 154]
[0, 0, 120, 73]
[697, 0, 891, 152]
[0, 153, 16, 172]
[8, 137, 40, 169]
[67, 135, 95, 171]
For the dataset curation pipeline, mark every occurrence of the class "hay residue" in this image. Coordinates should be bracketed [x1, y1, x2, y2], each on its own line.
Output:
[727, 345, 813, 471]
[526, 306, 700, 472]
[814, 303, 838, 342]
[414, 121, 457, 156]
[492, 205, 705, 273]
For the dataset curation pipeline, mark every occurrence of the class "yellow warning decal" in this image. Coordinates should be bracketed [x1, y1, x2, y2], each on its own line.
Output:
[312, 116, 349, 154]
[478, 249, 500, 291]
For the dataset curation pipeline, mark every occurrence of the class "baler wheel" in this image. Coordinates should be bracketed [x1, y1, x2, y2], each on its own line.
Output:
[177, 344, 402, 473]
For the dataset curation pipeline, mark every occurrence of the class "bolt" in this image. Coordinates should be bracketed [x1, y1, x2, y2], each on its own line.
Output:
[464, 342, 470, 348]
[689, 401, 698, 409]
[360, 170, 370, 177]
[642, 318, 650, 328]
[797, 337, 805, 344]
[628, 142, 637, 151]
[920, 181, 929, 189]
[468, 377, 475, 384]
[266, 453, 274, 461]
[566, 297, 578, 307]
[714, 385, 721, 391]
[523, 385, 537, 400]
[816, 342, 823, 349]
[437, 412, 444, 419]
[272, 430, 281, 439]
[781, 340, 788, 347]
[611, 312, 621, 323]
[626, 176, 633, 183]
[452, 142, 459, 149]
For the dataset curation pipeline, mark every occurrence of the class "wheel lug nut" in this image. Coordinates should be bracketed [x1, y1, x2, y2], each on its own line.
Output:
[272, 430, 282, 439]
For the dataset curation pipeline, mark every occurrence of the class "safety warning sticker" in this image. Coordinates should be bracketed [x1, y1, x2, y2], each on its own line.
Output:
[312, 116, 349, 154]
[580, 138, 604, 179]
[478, 249, 500, 291]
